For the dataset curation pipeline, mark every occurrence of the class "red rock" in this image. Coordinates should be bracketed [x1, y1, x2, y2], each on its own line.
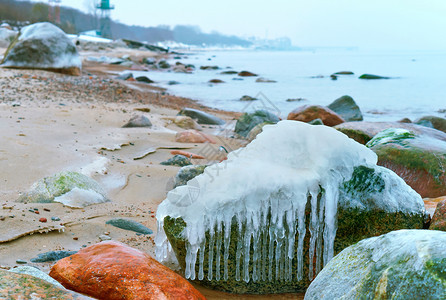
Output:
[429, 197, 446, 230]
[238, 71, 258, 77]
[39, 217, 47, 223]
[175, 130, 216, 144]
[49, 241, 205, 300]
[287, 105, 345, 126]
[209, 79, 224, 83]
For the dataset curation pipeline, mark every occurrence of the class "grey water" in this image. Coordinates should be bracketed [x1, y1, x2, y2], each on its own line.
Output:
[134, 49, 446, 122]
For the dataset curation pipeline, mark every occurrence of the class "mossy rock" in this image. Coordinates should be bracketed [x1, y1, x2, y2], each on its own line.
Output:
[163, 166, 424, 294]
[367, 128, 446, 198]
[305, 230, 446, 299]
[235, 110, 280, 138]
[0, 269, 90, 299]
[17, 171, 106, 203]
[174, 165, 207, 188]
[327, 95, 363, 122]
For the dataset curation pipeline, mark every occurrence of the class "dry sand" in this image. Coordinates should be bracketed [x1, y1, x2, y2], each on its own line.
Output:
[0, 47, 304, 299]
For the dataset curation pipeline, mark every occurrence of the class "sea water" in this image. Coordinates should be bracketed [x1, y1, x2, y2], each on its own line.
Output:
[133, 49, 446, 122]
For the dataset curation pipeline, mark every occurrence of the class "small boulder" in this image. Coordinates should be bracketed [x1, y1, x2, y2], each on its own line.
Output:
[161, 155, 192, 167]
[430, 199, 446, 230]
[106, 218, 152, 235]
[305, 230, 446, 300]
[174, 116, 202, 130]
[415, 116, 446, 133]
[31, 251, 77, 263]
[18, 171, 106, 204]
[10, 266, 64, 289]
[235, 110, 280, 137]
[332, 71, 354, 75]
[158, 60, 170, 69]
[122, 115, 152, 128]
[359, 74, 391, 79]
[327, 95, 363, 121]
[200, 65, 219, 70]
[54, 187, 108, 208]
[366, 128, 446, 198]
[178, 108, 225, 125]
[135, 75, 154, 84]
[238, 70, 258, 77]
[175, 130, 216, 144]
[174, 165, 207, 188]
[220, 70, 238, 75]
[1, 22, 81, 75]
[0, 269, 89, 299]
[240, 95, 257, 101]
[287, 105, 345, 126]
[49, 241, 206, 300]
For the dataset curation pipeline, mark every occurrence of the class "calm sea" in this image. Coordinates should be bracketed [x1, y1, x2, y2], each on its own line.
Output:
[133, 49, 446, 122]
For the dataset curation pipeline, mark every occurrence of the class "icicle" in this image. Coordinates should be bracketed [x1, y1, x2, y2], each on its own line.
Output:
[235, 213, 244, 281]
[198, 238, 206, 280]
[215, 220, 223, 281]
[286, 208, 296, 282]
[308, 190, 319, 280]
[243, 214, 252, 283]
[261, 208, 269, 281]
[316, 191, 325, 274]
[296, 193, 307, 281]
[323, 183, 339, 266]
[207, 222, 215, 281]
[223, 215, 232, 281]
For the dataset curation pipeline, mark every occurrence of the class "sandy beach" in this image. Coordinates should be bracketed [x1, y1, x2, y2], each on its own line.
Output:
[0, 46, 306, 299]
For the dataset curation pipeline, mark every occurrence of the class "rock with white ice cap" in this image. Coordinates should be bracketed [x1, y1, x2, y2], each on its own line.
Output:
[155, 121, 425, 294]
[1, 22, 81, 75]
[305, 229, 446, 299]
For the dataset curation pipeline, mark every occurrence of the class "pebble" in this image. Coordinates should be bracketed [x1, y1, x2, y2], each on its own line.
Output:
[106, 218, 153, 235]
[30, 250, 77, 263]
[39, 218, 47, 223]
[16, 259, 27, 264]
[99, 234, 112, 241]
[51, 216, 61, 221]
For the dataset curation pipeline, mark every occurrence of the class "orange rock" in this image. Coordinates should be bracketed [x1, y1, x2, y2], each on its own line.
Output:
[170, 150, 205, 159]
[430, 197, 446, 230]
[175, 130, 216, 144]
[49, 241, 205, 300]
[287, 105, 345, 126]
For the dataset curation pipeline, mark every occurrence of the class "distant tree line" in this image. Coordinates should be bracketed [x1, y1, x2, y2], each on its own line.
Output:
[0, 0, 252, 46]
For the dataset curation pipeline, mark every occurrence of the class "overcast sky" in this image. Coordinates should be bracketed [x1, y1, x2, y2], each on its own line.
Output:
[30, 0, 446, 50]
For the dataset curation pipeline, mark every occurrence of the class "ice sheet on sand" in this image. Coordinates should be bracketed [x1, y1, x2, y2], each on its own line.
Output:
[54, 187, 109, 208]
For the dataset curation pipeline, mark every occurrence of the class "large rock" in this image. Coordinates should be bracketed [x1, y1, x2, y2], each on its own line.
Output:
[0, 27, 17, 48]
[415, 115, 446, 133]
[305, 230, 446, 299]
[0, 269, 90, 299]
[50, 241, 205, 300]
[1, 22, 81, 75]
[10, 266, 64, 289]
[178, 108, 225, 125]
[156, 121, 425, 294]
[430, 199, 446, 231]
[287, 105, 344, 126]
[335, 121, 446, 145]
[327, 95, 363, 121]
[235, 110, 280, 137]
[18, 171, 107, 204]
[367, 128, 446, 198]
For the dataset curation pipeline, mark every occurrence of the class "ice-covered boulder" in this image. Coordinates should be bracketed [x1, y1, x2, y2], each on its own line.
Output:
[18, 171, 108, 206]
[305, 230, 446, 299]
[367, 128, 446, 198]
[1, 22, 81, 75]
[155, 121, 425, 294]
[235, 110, 280, 138]
[0, 27, 17, 48]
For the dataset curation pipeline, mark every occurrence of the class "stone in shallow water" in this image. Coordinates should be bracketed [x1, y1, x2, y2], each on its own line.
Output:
[235, 110, 279, 137]
[156, 121, 425, 294]
[305, 230, 446, 299]
[327, 95, 363, 122]
[106, 218, 152, 234]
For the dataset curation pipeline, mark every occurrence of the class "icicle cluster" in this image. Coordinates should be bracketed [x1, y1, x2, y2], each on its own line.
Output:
[156, 121, 380, 282]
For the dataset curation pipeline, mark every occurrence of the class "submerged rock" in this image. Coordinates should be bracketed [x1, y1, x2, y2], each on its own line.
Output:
[220, 70, 238, 75]
[0, 269, 89, 299]
[18, 171, 106, 204]
[256, 77, 276, 83]
[156, 121, 425, 294]
[332, 71, 354, 75]
[178, 108, 225, 125]
[1, 22, 81, 75]
[235, 110, 280, 138]
[209, 79, 225, 83]
[106, 218, 152, 235]
[430, 198, 446, 231]
[135, 75, 154, 84]
[238, 71, 258, 77]
[358, 74, 391, 79]
[287, 105, 344, 126]
[50, 241, 205, 300]
[327, 95, 363, 121]
[240, 95, 257, 101]
[367, 128, 446, 198]
[305, 230, 446, 299]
